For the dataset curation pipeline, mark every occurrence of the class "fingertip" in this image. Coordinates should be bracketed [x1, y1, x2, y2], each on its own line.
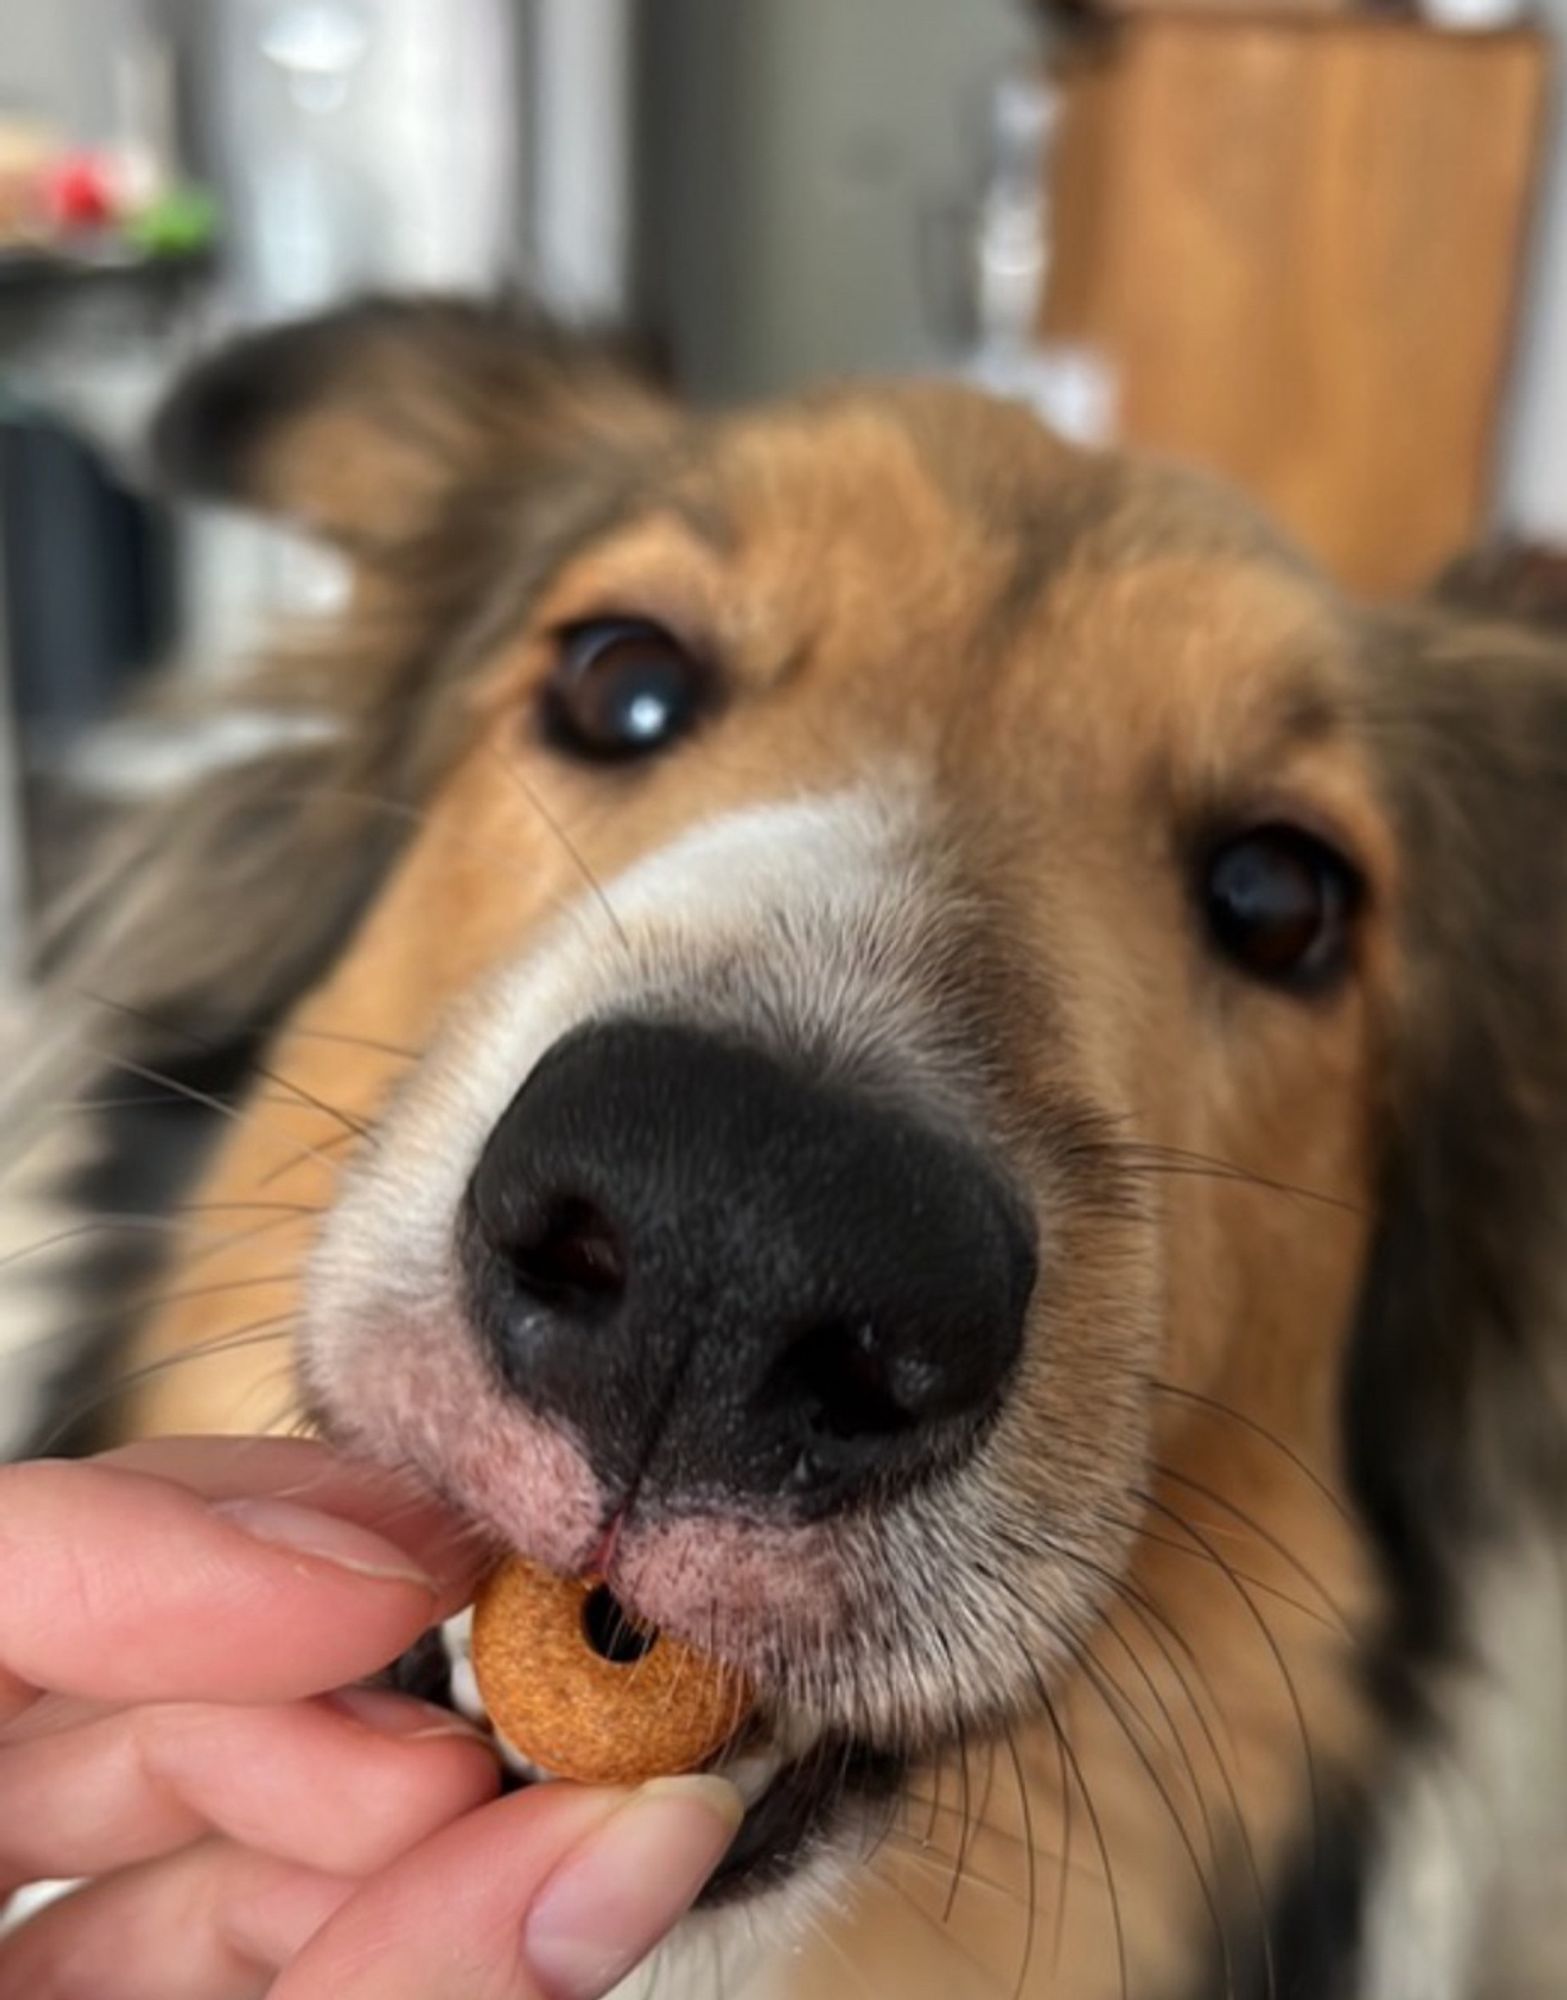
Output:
[523, 1776, 744, 1999]
[99, 1436, 493, 1611]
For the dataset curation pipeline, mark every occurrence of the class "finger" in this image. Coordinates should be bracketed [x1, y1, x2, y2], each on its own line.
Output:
[271, 1775, 743, 2000]
[0, 1841, 353, 2000]
[1, 1693, 118, 1745]
[0, 1458, 449, 1718]
[99, 1437, 491, 1598]
[0, 1690, 498, 1893]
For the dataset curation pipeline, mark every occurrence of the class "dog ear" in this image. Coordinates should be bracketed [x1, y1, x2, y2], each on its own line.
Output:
[18, 302, 675, 1106]
[149, 296, 672, 557]
[1347, 609, 1567, 1682]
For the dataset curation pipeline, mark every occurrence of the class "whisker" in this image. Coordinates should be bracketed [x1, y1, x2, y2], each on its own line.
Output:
[15, 1269, 303, 1383]
[1091, 1603, 1224, 1844]
[255, 1125, 360, 1190]
[271, 1023, 421, 1061]
[33, 1314, 300, 1449]
[217, 1059, 371, 1142]
[1127, 1521, 1341, 1635]
[1098, 1568, 1274, 1989]
[0, 1205, 314, 1283]
[1138, 1487, 1322, 1859]
[175, 1199, 324, 1219]
[244, 1368, 311, 1439]
[908, 1531, 1266, 1970]
[77, 992, 374, 1142]
[1153, 1466, 1351, 1634]
[1150, 1381, 1352, 1525]
[919, 1736, 947, 1851]
[894, 1793, 1110, 1887]
[944, 1711, 976, 1924]
[1012, 1640, 1128, 2000]
[997, 1514, 1239, 1757]
[998, 1720, 1039, 2000]
[0, 1207, 320, 1381]
[1108, 1137, 1364, 1217]
[86, 1051, 350, 1177]
[886, 1825, 1103, 1902]
[1076, 1642, 1234, 2000]
[1045, 1664, 1074, 1971]
[489, 745, 631, 952]
[908, 1616, 979, 1923]
[29, 1093, 201, 1115]
[991, 1556, 1230, 1995]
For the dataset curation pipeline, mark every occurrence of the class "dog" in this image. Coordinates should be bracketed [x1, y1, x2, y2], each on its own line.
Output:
[12, 296, 1567, 1999]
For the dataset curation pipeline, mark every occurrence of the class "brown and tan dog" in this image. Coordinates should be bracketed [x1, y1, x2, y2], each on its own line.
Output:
[20, 300, 1567, 1998]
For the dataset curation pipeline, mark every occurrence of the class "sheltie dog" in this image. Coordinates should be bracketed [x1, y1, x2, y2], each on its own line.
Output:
[13, 298, 1567, 1998]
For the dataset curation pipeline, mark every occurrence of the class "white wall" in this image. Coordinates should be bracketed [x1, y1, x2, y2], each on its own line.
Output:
[1498, 5, 1567, 539]
[205, 0, 523, 317]
[528, 0, 634, 319]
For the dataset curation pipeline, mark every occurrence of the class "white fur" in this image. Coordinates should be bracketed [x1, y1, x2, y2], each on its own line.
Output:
[1363, 1530, 1567, 2000]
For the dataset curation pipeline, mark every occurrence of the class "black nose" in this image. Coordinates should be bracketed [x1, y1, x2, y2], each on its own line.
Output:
[461, 1020, 1036, 1515]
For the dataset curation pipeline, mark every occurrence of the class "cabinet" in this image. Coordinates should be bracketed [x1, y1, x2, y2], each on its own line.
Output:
[1045, 15, 1550, 594]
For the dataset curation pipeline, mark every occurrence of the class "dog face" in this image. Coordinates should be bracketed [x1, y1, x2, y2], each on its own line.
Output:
[64, 305, 1567, 1995]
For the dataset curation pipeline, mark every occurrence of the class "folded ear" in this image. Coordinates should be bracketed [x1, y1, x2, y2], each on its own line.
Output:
[1348, 610, 1567, 1675]
[149, 296, 672, 557]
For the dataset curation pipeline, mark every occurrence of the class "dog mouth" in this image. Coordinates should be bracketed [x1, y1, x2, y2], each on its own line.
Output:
[387, 1608, 906, 1903]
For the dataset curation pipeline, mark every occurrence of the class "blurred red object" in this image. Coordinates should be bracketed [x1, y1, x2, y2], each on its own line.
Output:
[43, 154, 119, 232]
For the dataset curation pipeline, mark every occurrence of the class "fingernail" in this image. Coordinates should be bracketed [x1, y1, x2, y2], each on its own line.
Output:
[326, 1685, 494, 1743]
[213, 1496, 435, 1589]
[525, 1775, 744, 1999]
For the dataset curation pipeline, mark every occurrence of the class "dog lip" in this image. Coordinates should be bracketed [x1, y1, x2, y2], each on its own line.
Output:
[585, 1510, 627, 1575]
[698, 1736, 905, 1904]
[384, 1610, 903, 1902]
[372, 1483, 911, 1906]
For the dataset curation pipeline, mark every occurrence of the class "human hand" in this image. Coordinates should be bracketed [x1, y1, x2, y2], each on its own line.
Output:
[0, 1436, 741, 1999]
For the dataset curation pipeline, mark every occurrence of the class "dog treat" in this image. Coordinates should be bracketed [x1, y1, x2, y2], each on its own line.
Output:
[470, 1557, 752, 1785]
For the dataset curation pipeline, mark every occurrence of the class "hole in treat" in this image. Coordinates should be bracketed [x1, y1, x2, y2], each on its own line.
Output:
[582, 1583, 659, 1665]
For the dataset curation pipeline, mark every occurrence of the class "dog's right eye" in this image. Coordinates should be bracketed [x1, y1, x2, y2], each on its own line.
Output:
[542, 619, 712, 763]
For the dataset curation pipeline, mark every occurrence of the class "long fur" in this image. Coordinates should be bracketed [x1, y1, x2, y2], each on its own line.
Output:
[10, 298, 1567, 1999]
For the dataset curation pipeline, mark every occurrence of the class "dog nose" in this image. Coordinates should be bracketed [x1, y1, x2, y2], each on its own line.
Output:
[460, 1018, 1036, 1513]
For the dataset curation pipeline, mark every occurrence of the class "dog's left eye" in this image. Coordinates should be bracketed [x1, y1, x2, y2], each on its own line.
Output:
[1201, 825, 1360, 988]
[543, 620, 710, 762]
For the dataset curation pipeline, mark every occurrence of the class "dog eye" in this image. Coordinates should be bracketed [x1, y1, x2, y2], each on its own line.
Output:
[1201, 825, 1359, 988]
[543, 620, 710, 762]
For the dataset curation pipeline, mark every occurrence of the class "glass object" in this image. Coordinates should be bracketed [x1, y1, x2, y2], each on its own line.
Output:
[940, 68, 1116, 448]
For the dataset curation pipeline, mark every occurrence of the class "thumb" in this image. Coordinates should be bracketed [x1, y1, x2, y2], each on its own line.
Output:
[269, 1774, 744, 2000]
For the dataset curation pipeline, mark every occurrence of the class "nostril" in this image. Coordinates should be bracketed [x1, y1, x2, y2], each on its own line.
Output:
[581, 1582, 658, 1665]
[508, 1195, 627, 1308]
[778, 1320, 919, 1444]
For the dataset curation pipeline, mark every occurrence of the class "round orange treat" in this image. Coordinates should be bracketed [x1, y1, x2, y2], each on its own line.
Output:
[470, 1558, 753, 1785]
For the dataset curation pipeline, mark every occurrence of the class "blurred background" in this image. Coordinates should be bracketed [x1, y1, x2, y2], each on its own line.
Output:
[0, 0, 1562, 1002]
